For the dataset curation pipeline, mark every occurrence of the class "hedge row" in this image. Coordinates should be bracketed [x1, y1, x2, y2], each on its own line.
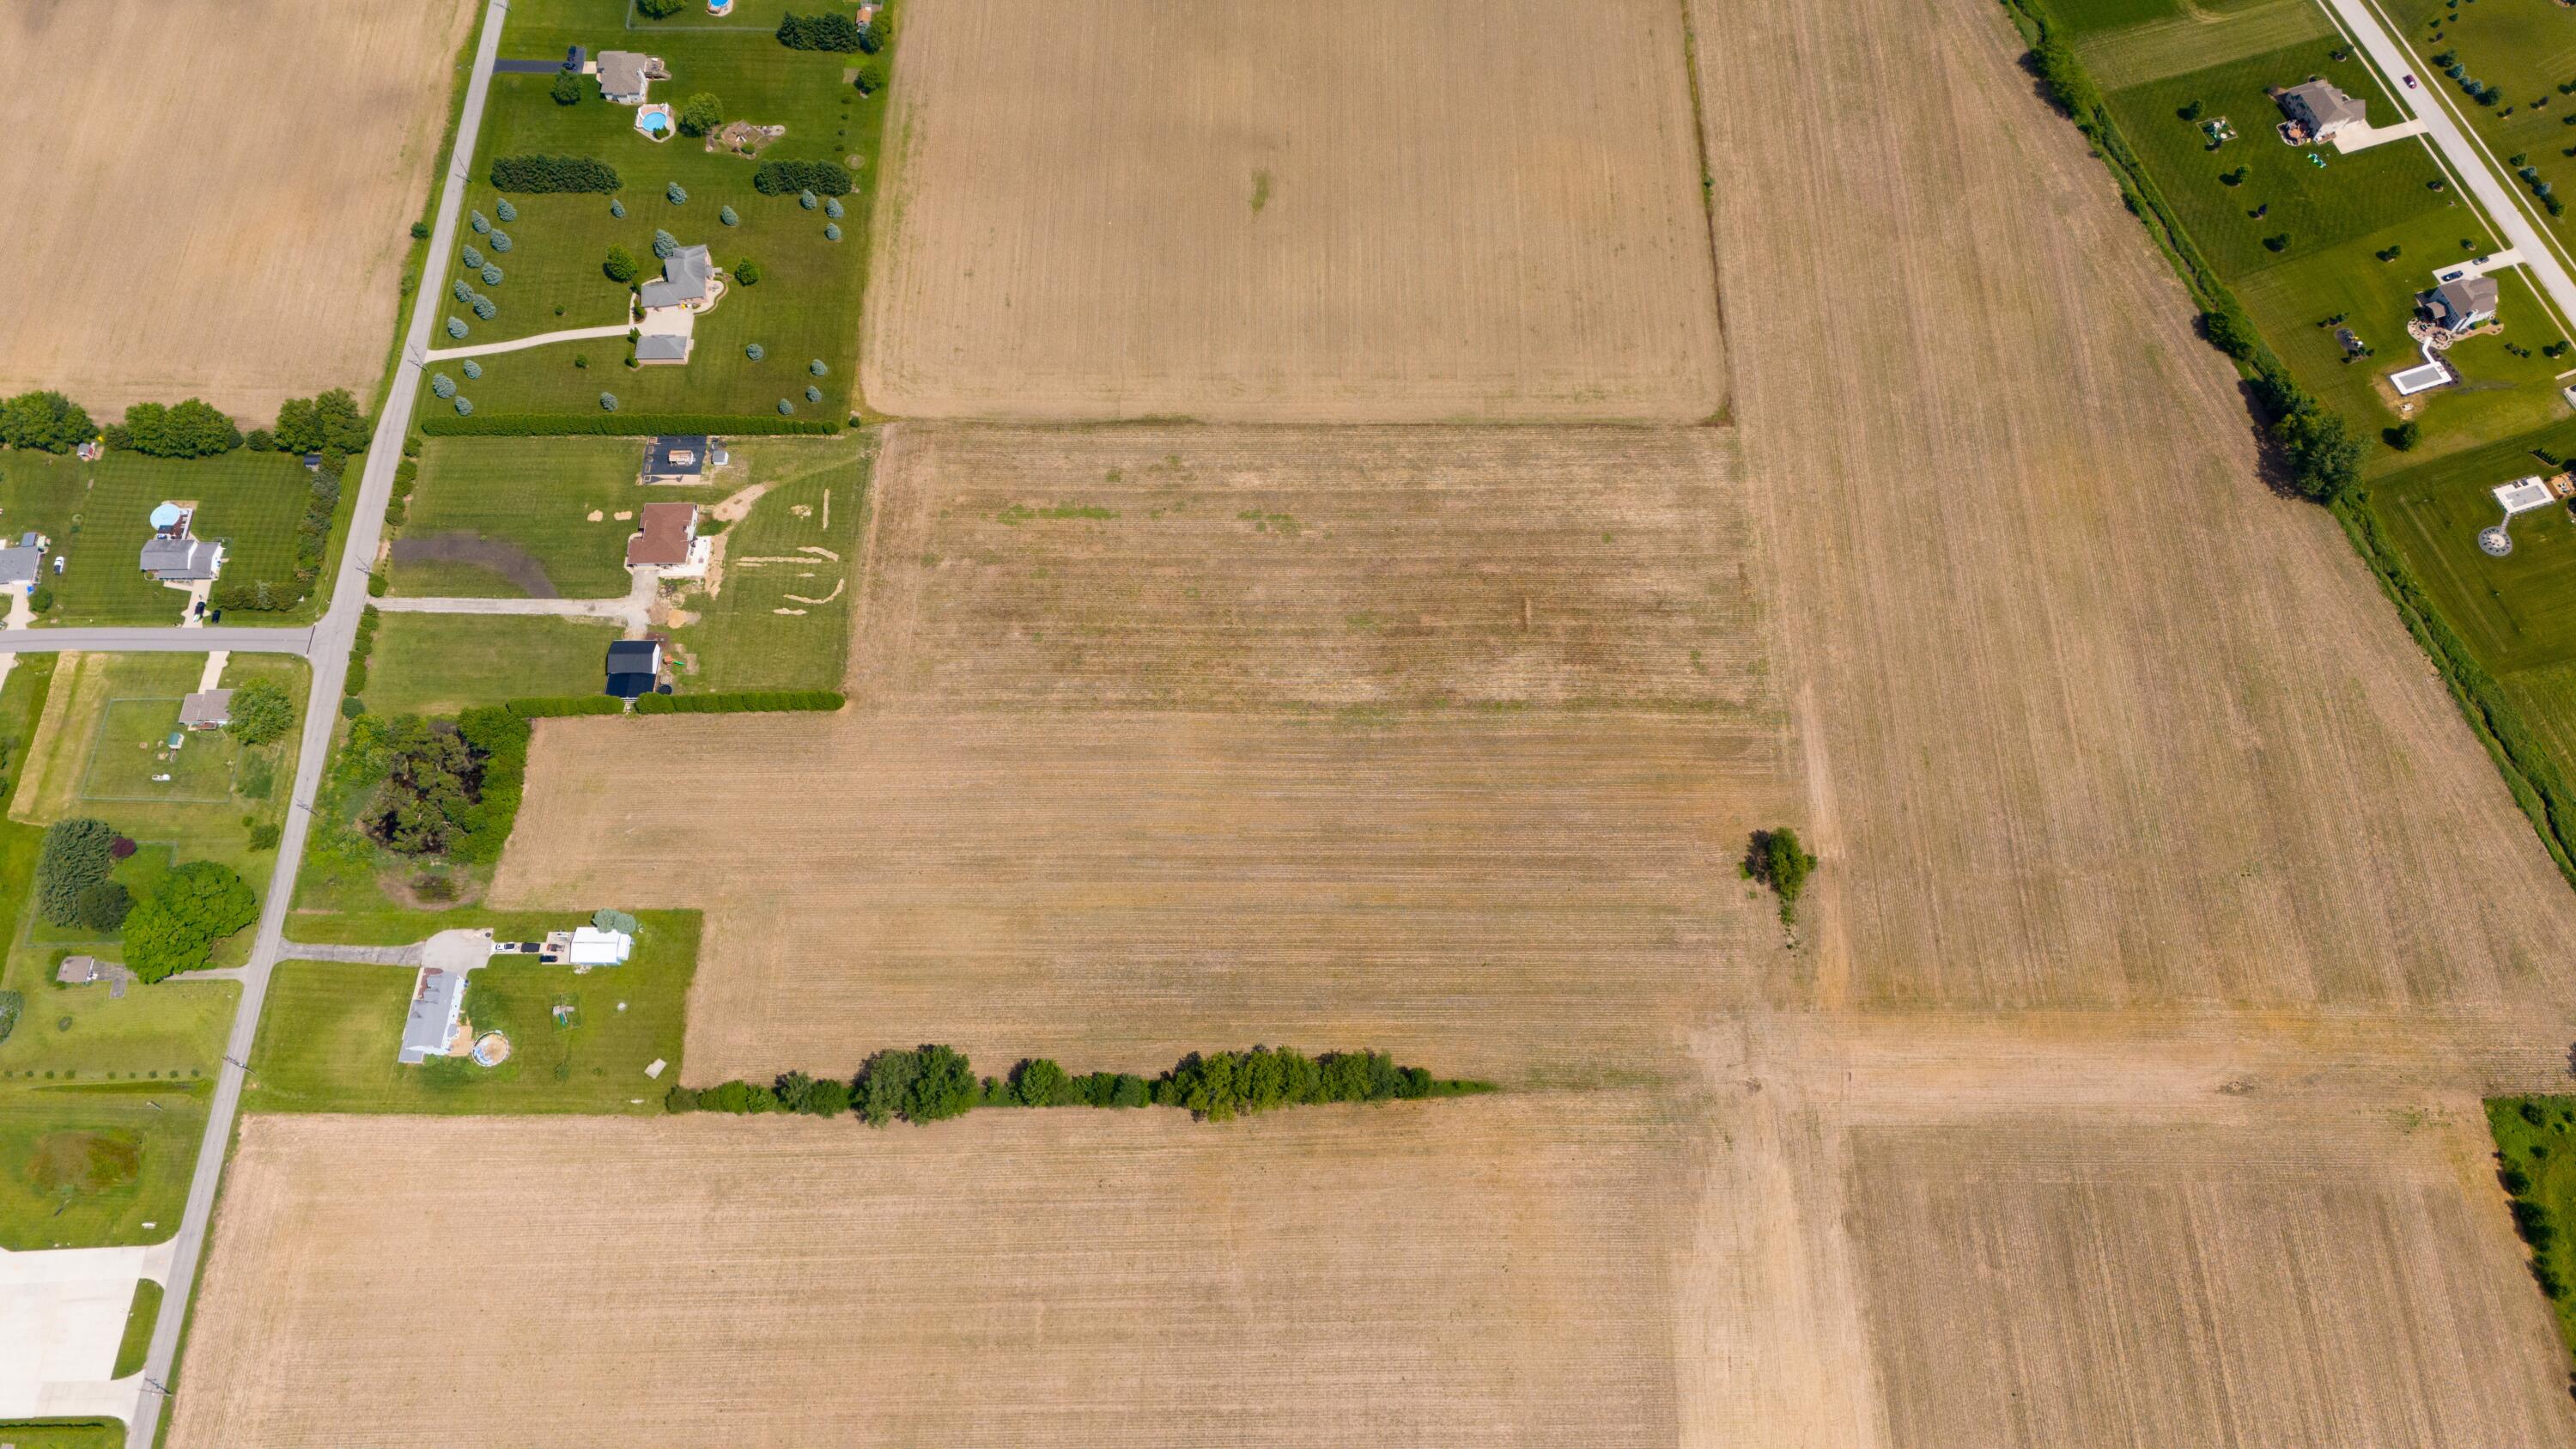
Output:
[421, 412, 838, 439]
[448, 707, 532, 865]
[752, 158, 854, 197]
[634, 690, 844, 715]
[505, 696, 625, 720]
[669, 1044, 1497, 1126]
[489, 154, 621, 193]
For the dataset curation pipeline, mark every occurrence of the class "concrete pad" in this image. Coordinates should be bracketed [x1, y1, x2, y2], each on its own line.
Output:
[2332, 116, 2429, 153]
[0, 1243, 153, 1420]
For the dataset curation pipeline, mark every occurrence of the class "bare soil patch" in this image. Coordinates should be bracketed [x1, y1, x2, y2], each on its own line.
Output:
[852, 424, 1770, 713]
[1692, 0, 2576, 1009]
[172, 1097, 1692, 1446]
[860, 0, 1725, 422]
[0, 0, 473, 420]
[389, 533, 560, 598]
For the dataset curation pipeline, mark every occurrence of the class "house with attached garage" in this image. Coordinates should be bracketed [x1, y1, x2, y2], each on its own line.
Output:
[626, 502, 710, 577]
[179, 689, 232, 731]
[398, 965, 470, 1064]
[2275, 79, 2366, 144]
[2425, 274, 2500, 333]
[594, 50, 665, 105]
[138, 502, 222, 583]
[0, 533, 46, 597]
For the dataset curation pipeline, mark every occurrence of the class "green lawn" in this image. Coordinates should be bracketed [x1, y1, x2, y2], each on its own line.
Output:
[363, 612, 622, 713]
[392, 435, 721, 599]
[0, 1083, 207, 1250]
[2366, 419, 2576, 673]
[668, 432, 869, 690]
[418, 0, 882, 421]
[2387, 0, 2576, 255]
[115, 1278, 161, 1378]
[2487, 1095, 2576, 1372]
[52, 453, 320, 627]
[246, 910, 696, 1115]
[0, 450, 94, 558]
[2079, 0, 2335, 89]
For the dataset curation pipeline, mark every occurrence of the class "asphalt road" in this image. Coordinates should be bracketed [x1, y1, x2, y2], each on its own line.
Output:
[2322, 0, 2576, 331]
[118, 2, 516, 1440]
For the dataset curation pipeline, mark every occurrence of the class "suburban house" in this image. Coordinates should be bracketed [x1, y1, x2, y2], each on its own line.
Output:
[642, 435, 715, 484]
[179, 689, 233, 730]
[2277, 80, 2366, 143]
[0, 533, 46, 596]
[398, 965, 470, 1064]
[139, 502, 223, 584]
[595, 50, 665, 105]
[626, 502, 710, 577]
[2427, 275, 2501, 332]
[605, 638, 663, 699]
[636, 245, 717, 363]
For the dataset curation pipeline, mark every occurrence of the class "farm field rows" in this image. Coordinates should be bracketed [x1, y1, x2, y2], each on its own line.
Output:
[859, 0, 1726, 422]
[0, 0, 475, 423]
[171, 1096, 1696, 1446]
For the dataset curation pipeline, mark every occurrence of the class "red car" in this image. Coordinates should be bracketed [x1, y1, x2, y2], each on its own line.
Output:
[2403, 74, 2419, 89]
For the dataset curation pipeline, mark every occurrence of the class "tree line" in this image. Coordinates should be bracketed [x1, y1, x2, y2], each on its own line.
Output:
[752, 159, 854, 197]
[35, 819, 258, 983]
[489, 155, 623, 194]
[667, 1044, 1495, 1124]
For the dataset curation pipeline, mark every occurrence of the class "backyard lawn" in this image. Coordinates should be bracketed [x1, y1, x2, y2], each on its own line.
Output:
[52, 453, 323, 626]
[390, 435, 722, 598]
[2366, 417, 2576, 676]
[670, 433, 868, 690]
[416, 0, 883, 422]
[0, 1084, 208, 1250]
[362, 612, 622, 714]
[246, 909, 696, 1114]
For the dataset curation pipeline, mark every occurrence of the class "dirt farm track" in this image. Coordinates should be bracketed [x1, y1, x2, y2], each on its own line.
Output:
[155, 0, 2576, 1436]
[0, 0, 472, 420]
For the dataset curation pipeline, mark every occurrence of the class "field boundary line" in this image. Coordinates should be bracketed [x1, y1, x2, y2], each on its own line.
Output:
[1674, 0, 1738, 421]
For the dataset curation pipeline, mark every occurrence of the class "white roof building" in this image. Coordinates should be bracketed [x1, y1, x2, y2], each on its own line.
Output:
[566, 926, 634, 966]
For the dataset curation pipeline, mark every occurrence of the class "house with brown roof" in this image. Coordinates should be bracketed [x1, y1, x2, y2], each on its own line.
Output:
[626, 502, 710, 577]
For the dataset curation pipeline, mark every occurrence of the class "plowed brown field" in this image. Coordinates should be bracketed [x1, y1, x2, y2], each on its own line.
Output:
[495, 423, 1795, 1084]
[859, 0, 1726, 422]
[0, 0, 471, 420]
[1691, 0, 2576, 1009]
[171, 1097, 1695, 1447]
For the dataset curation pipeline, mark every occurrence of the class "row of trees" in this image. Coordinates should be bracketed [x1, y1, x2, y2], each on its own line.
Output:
[489, 154, 622, 193]
[752, 158, 854, 196]
[111, 400, 240, 459]
[0, 391, 94, 453]
[775, 11, 866, 50]
[669, 1044, 1494, 1125]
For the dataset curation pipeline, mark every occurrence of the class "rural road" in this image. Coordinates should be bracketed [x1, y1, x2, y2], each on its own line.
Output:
[0, 626, 312, 656]
[2321, 0, 2576, 331]
[101, 1, 517, 1441]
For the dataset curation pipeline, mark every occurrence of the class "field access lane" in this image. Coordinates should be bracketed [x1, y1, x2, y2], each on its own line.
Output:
[0, 627, 313, 655]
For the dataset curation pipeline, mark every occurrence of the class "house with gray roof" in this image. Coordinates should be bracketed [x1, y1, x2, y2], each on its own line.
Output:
[596, 50, 661, 105]
[639, 244, 713, 310]
[398, 966, 469, 1063]
[637, 332, 690, 363]
[2278, 80, 2366, 143]
[179, 689, 233, 730]
[2427, 275, 2500, 332]
[138, 535, 223, 582]
[0, 545, 43, 594]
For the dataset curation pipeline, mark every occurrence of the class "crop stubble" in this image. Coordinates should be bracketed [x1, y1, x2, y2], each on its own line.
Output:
[860, 0, 1726, 422]
[170, 1098, 1692, 1447]
[1691, 0, 2576, 1009]
[496, 424, 1796, 1084]
[0, 0, 472, 422]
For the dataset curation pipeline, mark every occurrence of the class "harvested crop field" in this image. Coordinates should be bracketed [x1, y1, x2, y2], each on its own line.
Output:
[1844, 1116, 2576, 1446]
[860, 0, 1726, 422]
[496, 423, 1795, 1083]
[0, 0, 472, 421]
[495, 709, 1794, 1084]
[851, 424, 1771, 713]
[1690, 0, 2576, 1008]
[170, 1095, 1694, 1446]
